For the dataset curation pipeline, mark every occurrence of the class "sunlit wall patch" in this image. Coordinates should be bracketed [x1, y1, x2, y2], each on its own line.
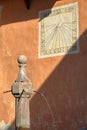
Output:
[38, 2, 79, 58]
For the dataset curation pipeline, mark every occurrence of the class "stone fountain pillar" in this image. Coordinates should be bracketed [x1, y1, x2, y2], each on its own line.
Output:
[11, 55, 33, 130]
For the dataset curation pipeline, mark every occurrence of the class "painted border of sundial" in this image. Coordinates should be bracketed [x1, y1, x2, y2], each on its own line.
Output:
[38, 2, 79, 58]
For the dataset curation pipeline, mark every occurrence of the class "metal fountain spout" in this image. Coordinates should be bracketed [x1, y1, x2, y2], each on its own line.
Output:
[11, 55, 33, 130]
[3, 55, 57, 130]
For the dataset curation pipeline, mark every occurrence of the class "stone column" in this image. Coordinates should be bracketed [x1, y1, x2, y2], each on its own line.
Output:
[11, 55, 33, 130]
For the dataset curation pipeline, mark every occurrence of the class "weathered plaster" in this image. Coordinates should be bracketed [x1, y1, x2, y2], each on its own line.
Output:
[39, 2, 79, 58]
[0, 120, 13, 130]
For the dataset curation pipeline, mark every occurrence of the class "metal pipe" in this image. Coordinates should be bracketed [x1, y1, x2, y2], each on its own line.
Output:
[11, 55, 33, 130]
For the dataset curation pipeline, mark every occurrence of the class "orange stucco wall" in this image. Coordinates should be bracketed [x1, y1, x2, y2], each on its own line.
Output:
[0, 0, 87, 129]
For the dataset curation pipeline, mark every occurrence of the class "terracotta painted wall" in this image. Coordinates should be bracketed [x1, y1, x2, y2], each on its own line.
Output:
[0, 0, 87, 130]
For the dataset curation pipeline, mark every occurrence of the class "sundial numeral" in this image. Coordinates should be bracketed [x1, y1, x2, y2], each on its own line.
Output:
[39, 2, 79, 58]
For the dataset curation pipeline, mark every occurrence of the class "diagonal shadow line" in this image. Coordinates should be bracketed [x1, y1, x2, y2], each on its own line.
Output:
[30, 29, 87, 130]
[0, 0, 61, 26]
[4, 29, 87, 130]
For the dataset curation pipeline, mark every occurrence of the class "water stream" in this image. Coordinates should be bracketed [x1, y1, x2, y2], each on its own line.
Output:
[33, 90, 57, 130]
[3, 89, 57, 129]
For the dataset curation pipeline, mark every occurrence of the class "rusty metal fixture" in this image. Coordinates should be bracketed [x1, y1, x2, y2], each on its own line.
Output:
[25, 0, 30, 10]
[11, 55, 33, 130]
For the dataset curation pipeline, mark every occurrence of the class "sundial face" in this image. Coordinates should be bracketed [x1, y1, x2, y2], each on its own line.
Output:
[39, 2, 79, 58]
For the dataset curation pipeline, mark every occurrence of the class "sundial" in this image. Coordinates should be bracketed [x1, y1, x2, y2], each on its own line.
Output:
[39, 2, 79, 58]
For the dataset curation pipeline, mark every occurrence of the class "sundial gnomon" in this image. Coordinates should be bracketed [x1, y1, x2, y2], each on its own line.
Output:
[39, 2, 79, 58]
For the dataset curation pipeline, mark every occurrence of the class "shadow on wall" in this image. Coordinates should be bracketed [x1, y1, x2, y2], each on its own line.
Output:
[3, 29, 87, 130]
[30, 29, 87, 130]
[1, 0, 87, 130]
[0, 0, 61, 25]
[0, 120, 15, 130]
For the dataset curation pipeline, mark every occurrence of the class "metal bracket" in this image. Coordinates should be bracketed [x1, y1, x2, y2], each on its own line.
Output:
[25, 0, 30, 10]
